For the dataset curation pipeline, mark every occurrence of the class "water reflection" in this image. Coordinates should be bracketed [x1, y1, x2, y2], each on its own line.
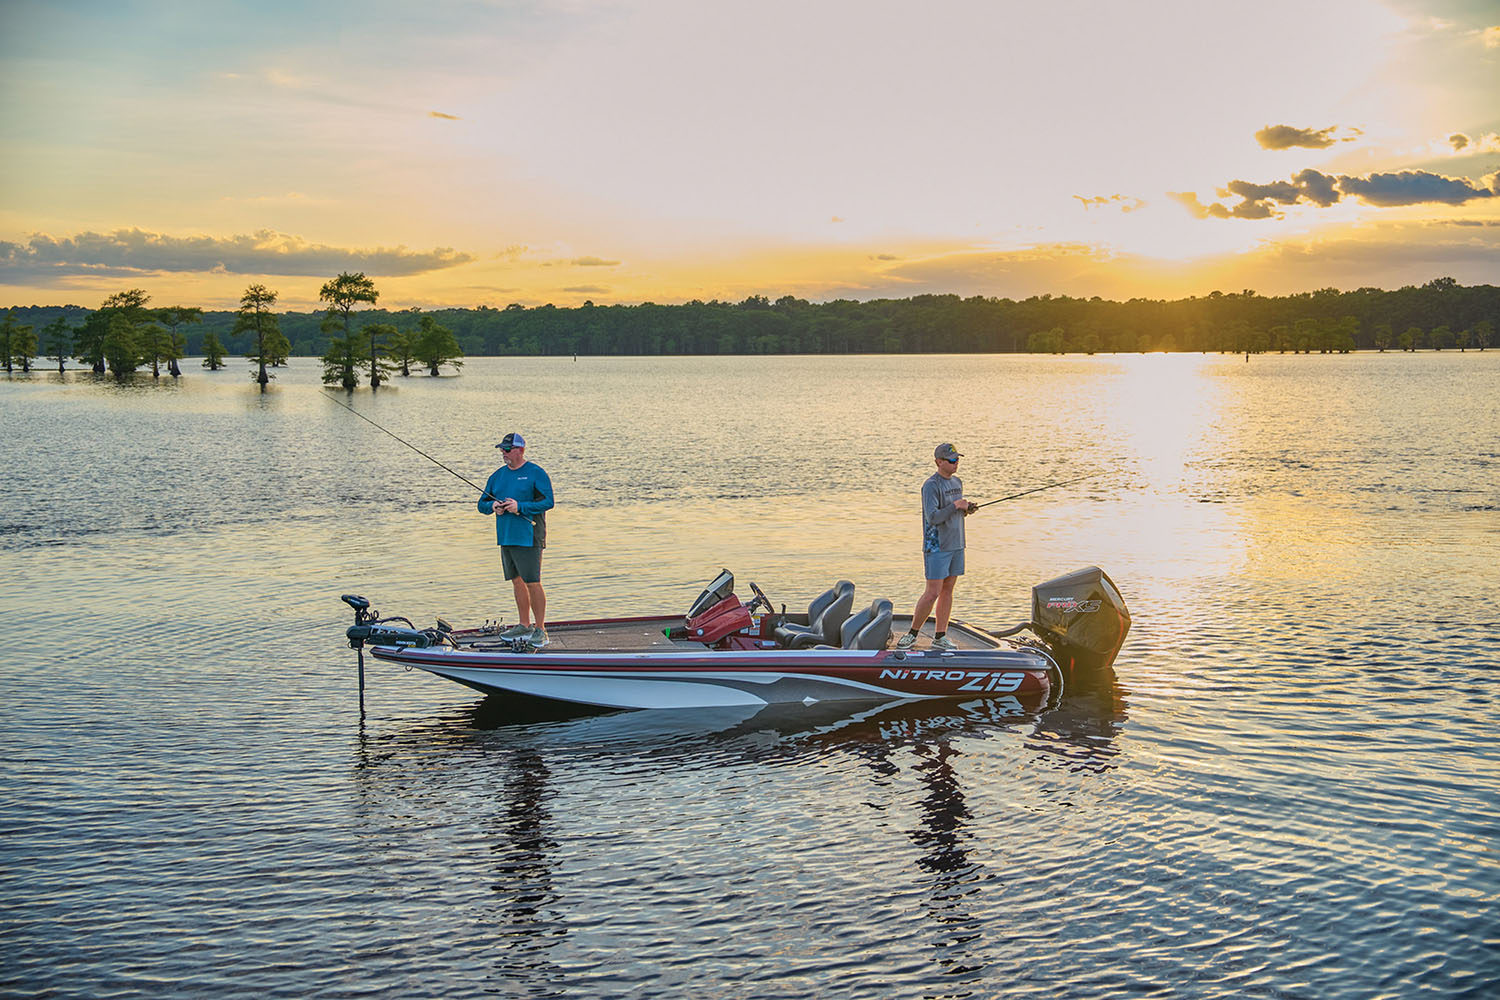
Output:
[486, 749, 566, 994]
[1026, 666, 1129, 773]
[350, 681, 1129, 989]
[358, 676, 1127, 778]
[889, 738, 986, 982]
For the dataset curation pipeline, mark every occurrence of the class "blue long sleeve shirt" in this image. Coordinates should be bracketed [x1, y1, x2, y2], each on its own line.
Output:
[479, 461, 554, 547]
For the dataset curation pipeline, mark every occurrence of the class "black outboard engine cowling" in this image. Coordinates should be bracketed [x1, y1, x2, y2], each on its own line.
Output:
[1031, 566, 1130, 670]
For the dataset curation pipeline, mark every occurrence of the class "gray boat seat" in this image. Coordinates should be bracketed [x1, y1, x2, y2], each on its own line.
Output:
[774, 580, 855, 649]
[841, 598, 894, 650]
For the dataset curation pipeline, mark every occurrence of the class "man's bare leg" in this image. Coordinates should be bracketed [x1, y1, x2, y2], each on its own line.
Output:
[512, 577, 533, 626]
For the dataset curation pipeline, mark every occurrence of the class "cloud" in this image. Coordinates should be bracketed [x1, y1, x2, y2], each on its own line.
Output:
[1074, 194, 1146, 213]
[1174, 168, 1498, 219]
[569, 256, 621, 267]
[561, 284, 610, 294]
[1167, 191, 1218, 219]
[1440, 131, 1500, 155]
[428, 110, 461, 120]
[1292, 168, 1342, 207]
[1483, 26, 1500, 48]
[1339, 170, 1499, 206]
[0, 228, 475, 279]
[1255, 124, 1340, 149]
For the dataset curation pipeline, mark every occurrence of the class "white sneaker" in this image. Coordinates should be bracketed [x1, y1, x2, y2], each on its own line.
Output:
[931, 634, 957, 651]
[895, 631, 919, 650]
[527, 626, 550, 648]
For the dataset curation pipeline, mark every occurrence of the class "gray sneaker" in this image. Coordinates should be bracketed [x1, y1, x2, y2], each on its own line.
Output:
[499, 623, 531, 640]
[931, 634, 957, 651]
[527, 626, 550, 648]
[895, 631, 919, 650]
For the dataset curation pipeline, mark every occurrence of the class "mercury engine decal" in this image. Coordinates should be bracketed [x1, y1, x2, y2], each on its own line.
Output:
[1045, 596, 1101, 613]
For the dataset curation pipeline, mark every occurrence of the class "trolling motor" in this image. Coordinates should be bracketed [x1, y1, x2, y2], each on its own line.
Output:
[342, 594, 435, 715]
[343, 594, 431, 649]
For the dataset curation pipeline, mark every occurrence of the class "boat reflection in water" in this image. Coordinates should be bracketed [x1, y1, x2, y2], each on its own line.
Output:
[452, 660, 1129, 766]
[351, 668, 1128, 990]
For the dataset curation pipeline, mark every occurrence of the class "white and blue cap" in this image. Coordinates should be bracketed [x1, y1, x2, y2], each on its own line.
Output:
[497, 432, 526, 450]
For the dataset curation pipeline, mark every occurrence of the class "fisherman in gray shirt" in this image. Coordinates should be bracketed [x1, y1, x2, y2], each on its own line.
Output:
[896, 443, 974, 651]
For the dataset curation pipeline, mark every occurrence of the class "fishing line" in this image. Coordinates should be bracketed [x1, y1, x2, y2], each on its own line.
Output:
[320, 390, 533, 523]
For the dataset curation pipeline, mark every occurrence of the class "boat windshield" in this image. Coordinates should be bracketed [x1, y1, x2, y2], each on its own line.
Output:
[686, 569, 736, 619]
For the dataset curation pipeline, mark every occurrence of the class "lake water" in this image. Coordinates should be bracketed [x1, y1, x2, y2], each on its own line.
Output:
[2, 352, 1497, 999]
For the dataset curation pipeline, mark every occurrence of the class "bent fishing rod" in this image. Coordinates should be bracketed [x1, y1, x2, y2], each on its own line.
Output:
[966, 472, 1103, 513]
[321, 391, 534, 525]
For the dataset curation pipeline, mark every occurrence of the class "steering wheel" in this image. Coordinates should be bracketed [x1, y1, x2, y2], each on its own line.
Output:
[747, 581, 773, 615]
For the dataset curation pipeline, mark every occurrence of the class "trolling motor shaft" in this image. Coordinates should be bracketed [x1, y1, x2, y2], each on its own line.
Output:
[342, 594, 435, 716]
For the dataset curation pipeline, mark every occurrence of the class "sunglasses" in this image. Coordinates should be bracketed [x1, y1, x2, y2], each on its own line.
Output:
[501, 446, 517, 453]
[941, 456, 959, 464]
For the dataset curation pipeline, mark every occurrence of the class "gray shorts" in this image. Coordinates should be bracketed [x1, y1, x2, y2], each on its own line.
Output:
[501, 544, 543, 583]
[924, 548, 965, 581]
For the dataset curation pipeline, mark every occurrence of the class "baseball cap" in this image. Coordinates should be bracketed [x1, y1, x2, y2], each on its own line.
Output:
[497, 432, 526, 450]
[934, 443, 962, 461]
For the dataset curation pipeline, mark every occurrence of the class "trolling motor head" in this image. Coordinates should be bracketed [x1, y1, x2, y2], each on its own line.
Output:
[1030, 566, 1131, 670]
[342, 594, 431, 649]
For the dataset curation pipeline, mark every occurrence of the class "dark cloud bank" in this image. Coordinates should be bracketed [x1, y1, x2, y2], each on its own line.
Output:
[1173, 168, 1500, 220]
[0, 229, 474, 279]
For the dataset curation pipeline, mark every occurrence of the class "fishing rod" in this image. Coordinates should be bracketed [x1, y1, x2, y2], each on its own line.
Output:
[966, 473, 1103, 513]
[321, 390, 533, 525]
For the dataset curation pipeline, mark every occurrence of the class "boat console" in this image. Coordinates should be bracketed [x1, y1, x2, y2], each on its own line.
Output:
[672, 571, 894, 651]
[679, 569, 755, 643]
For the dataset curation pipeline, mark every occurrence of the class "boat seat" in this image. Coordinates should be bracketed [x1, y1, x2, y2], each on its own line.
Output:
[841, 598, 894, 650]
[773, 580, 855, 649]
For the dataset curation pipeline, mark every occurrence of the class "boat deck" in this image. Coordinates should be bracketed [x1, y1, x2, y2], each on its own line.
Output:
[457, 615, 1004, 653]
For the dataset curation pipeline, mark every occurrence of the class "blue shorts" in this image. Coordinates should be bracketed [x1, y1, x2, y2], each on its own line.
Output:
[924, 548, 965, 581]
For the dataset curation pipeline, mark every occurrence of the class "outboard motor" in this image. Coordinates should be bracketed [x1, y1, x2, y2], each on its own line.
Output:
[1031, 567, 1130, 670]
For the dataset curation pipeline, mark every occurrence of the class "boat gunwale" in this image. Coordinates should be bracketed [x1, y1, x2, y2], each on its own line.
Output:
[369, 643, 1054, 673]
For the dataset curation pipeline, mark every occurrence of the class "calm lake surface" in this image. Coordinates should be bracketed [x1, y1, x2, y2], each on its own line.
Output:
[2, 353, 1497, 999]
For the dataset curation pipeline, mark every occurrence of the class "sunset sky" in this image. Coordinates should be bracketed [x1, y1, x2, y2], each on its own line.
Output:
[2, 0, 1497, 311]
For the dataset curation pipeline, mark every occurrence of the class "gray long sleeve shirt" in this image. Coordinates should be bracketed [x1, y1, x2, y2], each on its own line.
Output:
[921, 472, 965, 552]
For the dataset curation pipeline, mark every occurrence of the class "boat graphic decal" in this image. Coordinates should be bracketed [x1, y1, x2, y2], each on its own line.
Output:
[878, 668, 1027, 693]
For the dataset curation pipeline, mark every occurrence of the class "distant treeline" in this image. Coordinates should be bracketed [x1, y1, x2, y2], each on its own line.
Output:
[5, 276, 1496, 360]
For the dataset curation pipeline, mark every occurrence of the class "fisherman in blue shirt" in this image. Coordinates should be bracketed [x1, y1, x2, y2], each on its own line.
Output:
[478, 432, 555, 647]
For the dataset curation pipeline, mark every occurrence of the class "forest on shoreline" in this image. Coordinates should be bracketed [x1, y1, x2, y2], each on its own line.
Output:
[4, 275, 1496, 364]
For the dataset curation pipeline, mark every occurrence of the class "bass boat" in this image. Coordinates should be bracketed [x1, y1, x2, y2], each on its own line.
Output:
[341, 566, 1130, 712]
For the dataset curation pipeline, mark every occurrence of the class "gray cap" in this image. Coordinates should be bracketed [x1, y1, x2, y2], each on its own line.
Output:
[934, 443, 962, 461]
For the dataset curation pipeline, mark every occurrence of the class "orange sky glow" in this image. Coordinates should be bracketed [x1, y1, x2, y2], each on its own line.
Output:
[2, 0, 1497, 311]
